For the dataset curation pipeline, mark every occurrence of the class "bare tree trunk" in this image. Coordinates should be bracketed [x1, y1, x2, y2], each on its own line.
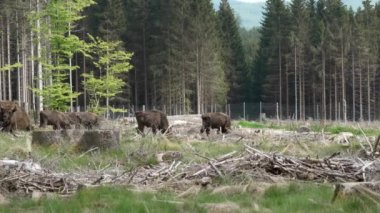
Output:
[22, 26, 28, 112]
[334, 66, 338, 121]
[69, 20, 73, 112]
[279, 41, 282, 119]
[196, 45, 200, 114]
[37, 0, 43, 111]
[30, 0, 35, 112]
[7, 13, 12, 100]
[359, 58, 363, 121]
[286, 62, 289, 118]
[294, 43, 297, 120]
[16, 12, 21, 104]
[142, 0, 148, 107]
[341, 29, 346, 122]
[1, 19, 5, 100]
[0, 18, 2, 100]
[352, 51, 355, 121]
[322, 49, 326, 121]
[372, 70, 376, 120]
[367, 58, 370, 121]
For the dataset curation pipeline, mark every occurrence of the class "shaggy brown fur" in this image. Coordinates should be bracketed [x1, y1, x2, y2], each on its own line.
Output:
[39, 110, 71, 130]
[75, 112, 99, 129]
[0, 101, 32, 132]
[200, 112, 231, 136]
[135, 110, 169, 134]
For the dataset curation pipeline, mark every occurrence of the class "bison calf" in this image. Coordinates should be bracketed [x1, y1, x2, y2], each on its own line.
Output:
[40, 110, 71, 130]
[0, 101, 32, 133]
[200, 112, 231, 136]
[135, 110, 169, 135]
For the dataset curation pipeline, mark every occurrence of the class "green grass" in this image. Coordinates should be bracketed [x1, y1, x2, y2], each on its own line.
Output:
[2, 183, 379, 213]
[261, 183, 378, 213]
[238, 120, 380, 136]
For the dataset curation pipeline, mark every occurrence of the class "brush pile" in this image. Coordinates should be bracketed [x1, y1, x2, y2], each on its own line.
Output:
[1, 145, 379, 196]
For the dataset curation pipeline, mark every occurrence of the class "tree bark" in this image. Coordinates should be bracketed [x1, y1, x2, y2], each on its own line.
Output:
[37, 0, 43, 111]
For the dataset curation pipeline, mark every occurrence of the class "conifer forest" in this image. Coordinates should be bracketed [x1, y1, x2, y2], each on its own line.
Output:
[0, 0, 380, 121]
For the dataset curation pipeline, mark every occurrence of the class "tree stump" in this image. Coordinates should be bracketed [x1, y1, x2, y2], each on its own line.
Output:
[32, 129, 120, 152]
[76, 130, 120, 152]
[32, 130, 69, 146]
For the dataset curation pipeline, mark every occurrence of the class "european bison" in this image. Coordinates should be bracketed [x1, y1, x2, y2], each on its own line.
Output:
[0, 101, 32, 133]
[74, 112, 99, 129]
[135, 110, 169, 135]
[200, 112, 231, 136]
[39, 110, 71, 130]
[66, 112, 81, 128]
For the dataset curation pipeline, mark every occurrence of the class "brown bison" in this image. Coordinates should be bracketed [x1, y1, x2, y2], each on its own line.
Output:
[74, 112, 99, 129]
[200, 112, 231, 136]
[135, 110, 169, 134]
[40, 110, 71, 130]
[65, 112, 81, 128]
[0, 101, 32, 133]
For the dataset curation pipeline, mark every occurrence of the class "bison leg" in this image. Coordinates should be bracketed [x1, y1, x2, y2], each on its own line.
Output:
[152, 126, 157, 134]
[221, 126, 228, 134]
[206, 127, 210, 136]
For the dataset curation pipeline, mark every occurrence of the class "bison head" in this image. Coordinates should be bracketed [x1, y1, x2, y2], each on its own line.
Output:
[0, 102, 17, 124]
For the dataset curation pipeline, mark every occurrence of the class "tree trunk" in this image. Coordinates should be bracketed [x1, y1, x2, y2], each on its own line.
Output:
[69, 20, 73, 112]
[352, 51, 355, 121]
[142, 0, 148, 107]
[7, 13, 12, 100]
[294, 43, 297, 120]
[367, 58, 370, 121]
[196, 45, 200, 114]
[17, 11, 21, 104]
[341, 29, 346, 122]
[37, 0, 43, 111]
[359, 58, 363, 121]
[1, 18, 5, 100]
[279, 41, 282, 119]
[286, 62, 289, 118]
[30, 0, 35, 112]
[322, 49, 326, 121]
[334, 66, 338, 121]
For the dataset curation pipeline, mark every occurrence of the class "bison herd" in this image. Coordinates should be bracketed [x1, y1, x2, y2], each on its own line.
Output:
[0, 100, 232, 136]
[0, 101, 99, 133]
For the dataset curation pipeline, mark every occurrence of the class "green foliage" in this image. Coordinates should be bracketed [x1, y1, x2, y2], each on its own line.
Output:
[83, 35, 133, 113]
[217, 0, 247, 103]
[33, 80, 80, 111]
[0, 62, 22, 72]
[28, 0, 96, 110]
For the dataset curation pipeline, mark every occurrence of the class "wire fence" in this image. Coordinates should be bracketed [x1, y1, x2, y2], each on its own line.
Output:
[104, 101, 378, 122]
[106, 102, 295, 121]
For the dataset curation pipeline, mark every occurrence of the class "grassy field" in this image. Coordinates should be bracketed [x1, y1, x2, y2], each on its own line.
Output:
[237, 120, 380, 136]
[0, 121, 378, 212]
[1, 183, 379, 213]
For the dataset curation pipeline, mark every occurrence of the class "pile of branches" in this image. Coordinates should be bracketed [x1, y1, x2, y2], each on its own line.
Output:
[138, 145, 377, 185]
[0, 160, 79, 195]
[0, 144, 378, 195]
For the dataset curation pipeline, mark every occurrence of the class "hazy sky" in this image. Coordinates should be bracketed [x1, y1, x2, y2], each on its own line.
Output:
[213, 0, 375, 29]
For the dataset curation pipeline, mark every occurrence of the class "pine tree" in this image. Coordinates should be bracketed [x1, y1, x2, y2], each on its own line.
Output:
[217, 0, 247, 103]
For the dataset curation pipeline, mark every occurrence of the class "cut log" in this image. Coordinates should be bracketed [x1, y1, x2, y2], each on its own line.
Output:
[76, 130, 120, 151]
[32, 129, 120, 152]
[32, 130, 69, 146]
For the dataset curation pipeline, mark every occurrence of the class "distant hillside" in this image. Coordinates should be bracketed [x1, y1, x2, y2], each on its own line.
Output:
[212, 0, 264, 29]
[212, 0, 376, 29]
